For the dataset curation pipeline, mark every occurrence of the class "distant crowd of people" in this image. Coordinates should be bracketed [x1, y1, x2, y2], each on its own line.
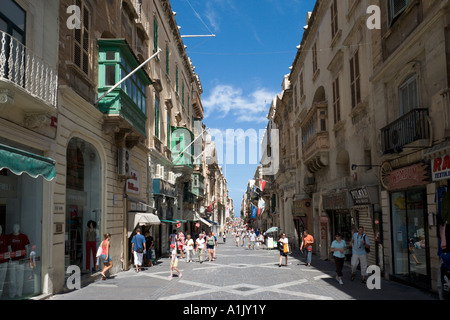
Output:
[98, 222, 372, 286]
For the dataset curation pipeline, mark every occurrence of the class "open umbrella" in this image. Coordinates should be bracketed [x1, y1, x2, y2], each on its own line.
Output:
[265, 227, 279, 233]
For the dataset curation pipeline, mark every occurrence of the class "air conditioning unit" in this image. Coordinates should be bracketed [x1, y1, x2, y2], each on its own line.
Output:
[118, 148, 131, 177]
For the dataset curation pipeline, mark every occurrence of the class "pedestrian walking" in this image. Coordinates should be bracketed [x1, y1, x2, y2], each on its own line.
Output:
[300, 230, 314, 267]
[196, 234, 205, 264]
[185, 234, 194, 262]
[278, 233, 289, 267]
[212, 232, 218, 260]
[100, 233, 113, 280]
[234, 231, 240, 247]
[240, 230, 246, 247]
[177, 230, 185, 259]
[131, 228, 146, 273]
[169, 230, 177, 256]
[223, 232, 226, 243]
[331, 233, 346, 285]
[206, 232, 215, 262]
[168, 243, 182, 280]
[249, 230, 256, 250]
[350, 226, 370, 284]
[144, 231, 154, 267]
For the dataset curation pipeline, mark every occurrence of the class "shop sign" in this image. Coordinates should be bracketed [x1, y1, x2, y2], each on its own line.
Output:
[323, 191, 353, 210]
[153, 178, 177, 198]
[293, 199, 311, 216]
[350, 186, 379, 205]
[127, 169, 140, 194]
[432, 155, 450, 181]
[387, 162, 429, 190]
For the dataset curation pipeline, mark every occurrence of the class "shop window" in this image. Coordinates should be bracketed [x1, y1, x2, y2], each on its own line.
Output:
[0, 168, 43, 299]
[391, 189, 430, 288]
[65, 138, 102, 274]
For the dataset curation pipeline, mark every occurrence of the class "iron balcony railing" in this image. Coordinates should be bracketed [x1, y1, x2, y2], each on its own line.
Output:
[381, 108, 430, 154]
[0, 30, 58, 107]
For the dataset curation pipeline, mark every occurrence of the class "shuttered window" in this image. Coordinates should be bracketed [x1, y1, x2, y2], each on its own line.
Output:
[74, 0, 90, 75]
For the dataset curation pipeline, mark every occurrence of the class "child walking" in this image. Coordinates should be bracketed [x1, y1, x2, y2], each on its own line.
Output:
[168, 243, 182, 280]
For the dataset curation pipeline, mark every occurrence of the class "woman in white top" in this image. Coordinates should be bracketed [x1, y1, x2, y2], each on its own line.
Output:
[278, 233, 289, 267]
[185, 234, 194, 262]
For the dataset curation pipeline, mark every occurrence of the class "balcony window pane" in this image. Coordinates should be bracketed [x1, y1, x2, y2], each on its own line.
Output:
[399, 75, 418, 115]
[105, 64, 116, 86]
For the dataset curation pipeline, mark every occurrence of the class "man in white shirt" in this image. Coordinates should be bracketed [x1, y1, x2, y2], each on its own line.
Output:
[196, 234, 205, 264]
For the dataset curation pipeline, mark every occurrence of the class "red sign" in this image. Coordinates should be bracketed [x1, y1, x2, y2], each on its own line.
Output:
[432, 155, 450, 181]
[387, 163, 429, 191]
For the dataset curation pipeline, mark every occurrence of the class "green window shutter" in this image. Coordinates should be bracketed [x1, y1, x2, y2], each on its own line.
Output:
[167, 112, 171, 148]
[182, 83, 185, 107]
[166, 44, 169, 76]
[155, 96, 160, 138]
[176, 66, 178, 93]
[153, 17, 158, 52]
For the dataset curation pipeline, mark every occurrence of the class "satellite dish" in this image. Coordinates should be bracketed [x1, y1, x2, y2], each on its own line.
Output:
[199, 206, 205, 214]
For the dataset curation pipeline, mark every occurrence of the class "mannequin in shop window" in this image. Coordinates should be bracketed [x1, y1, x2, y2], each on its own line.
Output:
[86, 220, 97, 273]
[0, 226, 9, 297]
[8, 224, 30, 298]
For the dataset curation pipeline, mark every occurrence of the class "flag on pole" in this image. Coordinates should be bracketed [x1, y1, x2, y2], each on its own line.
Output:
[258, 198, 265, 216]
[259, 180, 267, 191]
[251, 204, 257, 219]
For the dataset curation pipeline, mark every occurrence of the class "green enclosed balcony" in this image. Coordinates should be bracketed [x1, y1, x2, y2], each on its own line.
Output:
[97, 39, 151, 139]
[171, 126, 194, 176]
[192, 172, 205, 198]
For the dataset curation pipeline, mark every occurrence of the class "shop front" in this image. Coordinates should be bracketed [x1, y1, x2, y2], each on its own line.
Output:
[385, 162, 431, 289]
[427, 151, 450, 298]
[153, 178, 177, 258]
[349, 186, 381, 268]
[65, 138, 102, 276]
[292, 198, 312, 249]
[323, 190, 355, 260]
[0, 142, 55, 299]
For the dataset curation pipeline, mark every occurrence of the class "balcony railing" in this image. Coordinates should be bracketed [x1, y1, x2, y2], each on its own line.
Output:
[0, 30, 57, 107]
[381, 108, 430, 154]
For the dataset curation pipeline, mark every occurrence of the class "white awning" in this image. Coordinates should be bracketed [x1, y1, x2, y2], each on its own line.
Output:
[194, 212, 212, 227]
[128, 212, 161, 237]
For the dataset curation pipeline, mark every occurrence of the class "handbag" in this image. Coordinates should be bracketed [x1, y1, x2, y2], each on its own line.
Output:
[283, 243, 289, 253]
[96, 242, 103, 258]
[136, 247, 144, 253]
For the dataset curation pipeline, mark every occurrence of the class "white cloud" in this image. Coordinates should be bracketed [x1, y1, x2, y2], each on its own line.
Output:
[203, 84, 277, 124]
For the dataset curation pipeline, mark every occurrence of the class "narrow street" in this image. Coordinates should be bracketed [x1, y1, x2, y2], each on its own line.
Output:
[50, 237, 437, 301]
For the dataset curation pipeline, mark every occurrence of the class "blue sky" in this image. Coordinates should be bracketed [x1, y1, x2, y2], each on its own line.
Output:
[170, 0, 314, 216]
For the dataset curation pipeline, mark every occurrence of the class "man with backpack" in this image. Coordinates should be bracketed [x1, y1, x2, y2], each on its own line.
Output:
[350, 226, 370, 284]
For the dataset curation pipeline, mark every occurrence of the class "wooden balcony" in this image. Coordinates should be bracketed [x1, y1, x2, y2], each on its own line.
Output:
[301, 102, 329, 173]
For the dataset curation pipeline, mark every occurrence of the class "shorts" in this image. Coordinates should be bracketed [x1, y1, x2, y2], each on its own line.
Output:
[101, 254, 111, 263]
[206, 244, 214, 250]
[134, 251, 144, 266]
